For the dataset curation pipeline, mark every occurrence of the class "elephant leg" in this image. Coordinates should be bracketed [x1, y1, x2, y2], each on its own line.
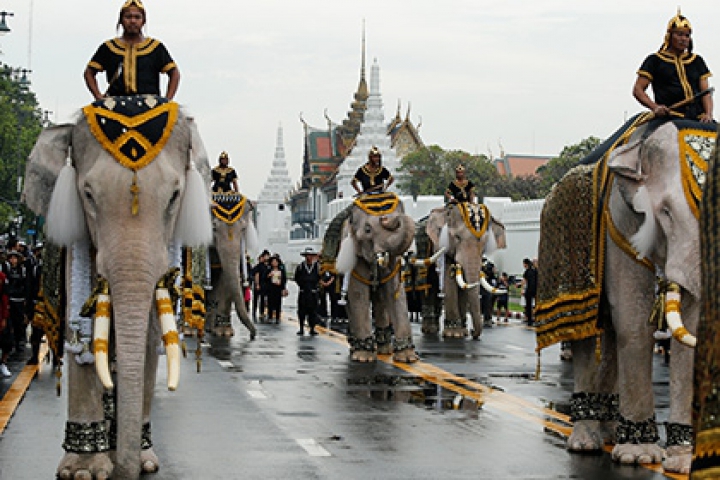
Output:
[57, 360, 114, 480]
[567, 335, 618, 452]
[442, 270, 467, 338]
[662, 300, 698, 474]
[606, 244, 662, 465]
[384, 282, 417, 363]
[373, 291, 393, 355]
[347, 277, 376, 362]
[140, 321, 161, 474]
[421, 293, 440, 335]
[467, 288, 484, 339]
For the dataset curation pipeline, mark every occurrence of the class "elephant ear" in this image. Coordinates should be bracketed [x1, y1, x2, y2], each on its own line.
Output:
[608, 140, 645, 181]
[425, 207, 446, 249]
[490, 217, 507, 249]
[23, 124, 74, 217]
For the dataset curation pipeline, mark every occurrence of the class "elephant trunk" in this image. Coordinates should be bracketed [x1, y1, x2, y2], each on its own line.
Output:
[380, 215, 401, 231]
[665, 284, 697, 348]
[104, 268, 159, 479]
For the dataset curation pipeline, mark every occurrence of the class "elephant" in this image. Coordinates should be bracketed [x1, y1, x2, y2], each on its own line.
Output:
[424, 203, 507, 339]
[23, 96, 213, 479]
[206, 192, 258, 338]
[535, 117, 717, 474]
[329, 192, 418, 363]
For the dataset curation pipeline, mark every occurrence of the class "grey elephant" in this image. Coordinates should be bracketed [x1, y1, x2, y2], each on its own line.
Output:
[535, 118, 716, 474]
[424, 203, 507, 339]
[23, 97, 213, 479]
[206, 192, 257, 338]
[328, 193, 417, 362]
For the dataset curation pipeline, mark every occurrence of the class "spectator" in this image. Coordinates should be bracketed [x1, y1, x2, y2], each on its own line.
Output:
[522, 258, 538, 326]
[252, 250, 270, 322]
[495, 272, 510, 322]
[5, 250, 29, 353]
[294, 247, 321, 336]
[265, 256, 287, 324]
[318, 267, 337, 326]
[0, 262, 10, 376]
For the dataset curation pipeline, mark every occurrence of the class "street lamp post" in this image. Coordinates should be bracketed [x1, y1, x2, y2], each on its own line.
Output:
[0, 11, 13, 35]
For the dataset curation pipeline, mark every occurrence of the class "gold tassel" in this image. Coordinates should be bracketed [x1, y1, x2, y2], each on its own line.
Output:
[55, 365, 62, 397]
[535, 351, 541, 380]
[595, 335, 602, 363]
[130, 171, 140, 216]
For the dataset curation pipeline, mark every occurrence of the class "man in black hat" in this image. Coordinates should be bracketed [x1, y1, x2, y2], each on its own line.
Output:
[294, 247, 321, 336]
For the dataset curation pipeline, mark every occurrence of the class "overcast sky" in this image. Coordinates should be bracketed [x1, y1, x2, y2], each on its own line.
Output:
[2, 1, 719, 199]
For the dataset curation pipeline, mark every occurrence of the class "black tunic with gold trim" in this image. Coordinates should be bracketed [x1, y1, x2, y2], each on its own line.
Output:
[211, 166, 238, 193]
[446, 179, 475, 203]
[638, 52, 711, 119]
[88, 37, 177, 97]
[353, 164, 392, 193]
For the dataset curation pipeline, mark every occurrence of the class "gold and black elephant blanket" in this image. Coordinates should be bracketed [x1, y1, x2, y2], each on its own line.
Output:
[693, 129, 720, 478]
[211, 192, 248, 225]
[535, 116, 716, 352]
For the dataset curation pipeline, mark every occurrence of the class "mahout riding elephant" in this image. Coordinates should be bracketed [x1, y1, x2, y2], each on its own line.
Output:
[329, 192, 417, 362]
[424, 203, 506, 339]
[207, 192, 258, 338]
[23, 96, 213, 479]
[535, 118, 716, 474]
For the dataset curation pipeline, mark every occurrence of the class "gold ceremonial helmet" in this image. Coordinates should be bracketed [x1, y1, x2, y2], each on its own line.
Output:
[661, 8, 693, 51]
[122, 0, 145, 10]
[368, 146, 382, 159]
[219, 151, 229, 160]
[455, 164, 466, 173]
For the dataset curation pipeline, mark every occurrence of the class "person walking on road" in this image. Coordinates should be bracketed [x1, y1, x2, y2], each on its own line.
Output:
[294, 247, 321, 336]
[265, 256, 287, 324]
[522, 258, 538, 326]
[0, 264, 11, 377]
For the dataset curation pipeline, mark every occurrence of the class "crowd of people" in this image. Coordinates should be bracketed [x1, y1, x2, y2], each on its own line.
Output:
[0, 240, 44, 377]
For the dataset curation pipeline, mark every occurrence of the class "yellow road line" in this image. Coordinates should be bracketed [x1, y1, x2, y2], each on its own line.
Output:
[308, 319, 681, 478]
[0, 344, 49, 435]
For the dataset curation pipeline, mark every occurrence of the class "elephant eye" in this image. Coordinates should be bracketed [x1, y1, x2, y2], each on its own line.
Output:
[168, 189, 180, 208]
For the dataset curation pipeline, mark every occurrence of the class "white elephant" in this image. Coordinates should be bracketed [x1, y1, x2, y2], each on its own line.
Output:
[332, 193, 418, 363]
[535, 118, 716, 474]
[206, 192, 258, 338]
[425, 203, 507, 339]
[23, 96, 213, 479]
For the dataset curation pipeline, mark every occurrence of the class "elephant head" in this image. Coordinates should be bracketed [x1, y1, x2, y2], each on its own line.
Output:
[607, 120, 708, 347]
[23, 102, 212, 478]
[426, 203, 506, 338]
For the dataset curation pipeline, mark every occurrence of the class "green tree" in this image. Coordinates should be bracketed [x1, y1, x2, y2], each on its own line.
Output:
[0, 64, 44, 241]
[397, 145, 502, 200]
[537, 136, 602, 197]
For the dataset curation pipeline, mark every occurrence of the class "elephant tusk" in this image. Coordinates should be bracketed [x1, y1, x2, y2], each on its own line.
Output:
[665, 289, 697, 348]
[479, 273, 507, 295]
[412, 247, 447, 267]
[157, 287, 181, 390]
[454, 265, 480, 290]
[93, 293, 114, 390]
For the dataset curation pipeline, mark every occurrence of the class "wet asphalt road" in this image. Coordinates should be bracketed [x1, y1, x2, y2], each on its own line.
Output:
[0, 293, 678, 479]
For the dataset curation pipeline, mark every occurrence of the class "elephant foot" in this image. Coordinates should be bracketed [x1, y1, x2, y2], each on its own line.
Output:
[377, 343, 393, 355]
[57, 452, 113, 480]
[471, 329, 482, 340]
[611, 443, 663, 465]
[393, 348, 419, 363]
[223, 326, 235, 337]
[567, 420, 605, 452]
[662, 444, 692, 474]
[442, 327, 468, 338]
[141, 447, 160, 474]
[351, 350, 377, 362]
[421, 324, 439, 335]
[212, 326, 223, 337]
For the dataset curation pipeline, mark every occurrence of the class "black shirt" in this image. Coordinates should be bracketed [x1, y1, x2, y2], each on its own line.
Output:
[638, 51, 711, 119]
[88, 38, 177, 96]
[446, 179, 476, 203]
[211, 166, 238, 193]
[353, 164, 392, 193]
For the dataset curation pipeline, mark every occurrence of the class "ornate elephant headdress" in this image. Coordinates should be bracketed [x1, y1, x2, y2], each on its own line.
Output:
[660, 8, 693, 52]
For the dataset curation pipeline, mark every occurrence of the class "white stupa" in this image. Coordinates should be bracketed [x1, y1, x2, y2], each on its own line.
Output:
[254, 124, 293, 259]
[336, 58, 401, 199]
